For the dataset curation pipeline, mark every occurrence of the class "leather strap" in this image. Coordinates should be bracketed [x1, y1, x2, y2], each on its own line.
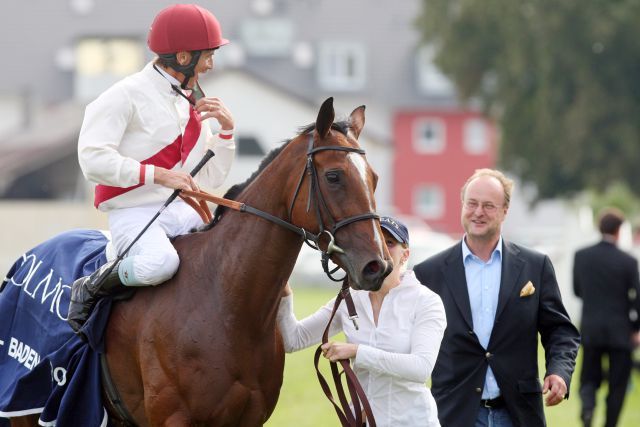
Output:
[313, 279, 377, 427]
[100, 353, 138, 426]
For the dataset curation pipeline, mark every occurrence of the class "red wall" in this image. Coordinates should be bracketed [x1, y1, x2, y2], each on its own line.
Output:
[393, 110, 497, 235]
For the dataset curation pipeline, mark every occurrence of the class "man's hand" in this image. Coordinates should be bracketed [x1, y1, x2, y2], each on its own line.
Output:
[154, 167, 199, 191]
[632, 331, 640, 348]
[542, 374, 567, 406]
[195, 97, 234, 130]
[321, 341, 358, 362]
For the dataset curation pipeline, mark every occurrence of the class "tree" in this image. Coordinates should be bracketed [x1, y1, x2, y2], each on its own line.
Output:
[417, 0, 640, 199]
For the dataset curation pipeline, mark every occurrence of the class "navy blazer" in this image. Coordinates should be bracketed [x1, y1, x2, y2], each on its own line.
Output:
[573, 240, 640, 349]
[414, 240, 580, 427]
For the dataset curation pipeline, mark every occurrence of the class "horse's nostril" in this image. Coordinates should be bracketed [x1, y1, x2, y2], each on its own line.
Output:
[360, 259, 393, 291]
[363, 260, 381, 276]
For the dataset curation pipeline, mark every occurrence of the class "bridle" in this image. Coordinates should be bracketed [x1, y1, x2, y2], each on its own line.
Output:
[181, 132, 380, 282]
[288, 134, 380, 427]
[287, 134, 380, 281]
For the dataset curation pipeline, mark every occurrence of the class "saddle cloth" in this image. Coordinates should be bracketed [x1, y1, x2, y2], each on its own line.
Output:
[0, 229, 115, 426]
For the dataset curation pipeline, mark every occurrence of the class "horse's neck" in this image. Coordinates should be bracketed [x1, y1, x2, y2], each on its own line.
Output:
[210, 173, 304, 327]
[223, 214, 302, 326]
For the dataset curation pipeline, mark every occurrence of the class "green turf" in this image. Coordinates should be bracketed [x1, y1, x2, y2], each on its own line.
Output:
[266, 286, 640, 426]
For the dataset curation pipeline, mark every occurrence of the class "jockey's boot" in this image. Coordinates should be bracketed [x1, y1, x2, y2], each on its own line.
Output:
[67, 260, 124, 334]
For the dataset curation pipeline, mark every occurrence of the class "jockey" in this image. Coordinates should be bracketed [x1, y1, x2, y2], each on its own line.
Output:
[68, 4, 235, 333]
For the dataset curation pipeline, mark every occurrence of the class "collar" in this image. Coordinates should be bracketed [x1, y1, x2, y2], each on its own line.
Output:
[462, 235, 503, 262]
[144, 62, 192, 100]
[154, 63, 182, 87]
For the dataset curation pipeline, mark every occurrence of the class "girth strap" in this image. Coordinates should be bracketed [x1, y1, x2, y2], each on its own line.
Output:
[100, 353, 138, 427]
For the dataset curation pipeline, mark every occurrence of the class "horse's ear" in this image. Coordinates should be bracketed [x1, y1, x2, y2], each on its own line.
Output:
[316, 97, 335, 139]
[349, 105, 366, 139]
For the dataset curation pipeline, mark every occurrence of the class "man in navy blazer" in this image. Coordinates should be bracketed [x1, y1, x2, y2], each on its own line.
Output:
[573, 208, 640, 427]
[414, 169, 580, 427]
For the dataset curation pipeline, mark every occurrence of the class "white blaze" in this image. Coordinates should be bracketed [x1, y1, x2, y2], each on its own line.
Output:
[348, 153, 373, 209]
[348, 153, 385, 252]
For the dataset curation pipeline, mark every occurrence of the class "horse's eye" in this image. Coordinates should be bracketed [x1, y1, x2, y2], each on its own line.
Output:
[325, 171, 341, 184]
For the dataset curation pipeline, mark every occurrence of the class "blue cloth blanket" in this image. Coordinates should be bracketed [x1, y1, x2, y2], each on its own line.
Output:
[0, 229, 115, 426]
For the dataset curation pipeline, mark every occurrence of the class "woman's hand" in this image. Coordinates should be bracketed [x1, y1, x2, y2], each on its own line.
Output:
[195, 97, 234, 130]
[282, 282, 293, 297]
[321, 341, 358, 362]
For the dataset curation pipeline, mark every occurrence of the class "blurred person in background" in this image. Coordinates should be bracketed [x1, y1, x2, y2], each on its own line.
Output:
[68, 4, 236, 332]
[277, 216, 446, 426]
[573, 207, 640, 427]
[414, 168, 580, 427]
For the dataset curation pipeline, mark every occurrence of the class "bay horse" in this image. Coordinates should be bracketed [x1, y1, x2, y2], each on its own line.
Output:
[11, 97, 391, 426]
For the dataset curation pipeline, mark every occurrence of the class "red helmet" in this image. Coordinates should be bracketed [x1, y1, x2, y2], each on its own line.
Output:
[147, 4, 229, 54]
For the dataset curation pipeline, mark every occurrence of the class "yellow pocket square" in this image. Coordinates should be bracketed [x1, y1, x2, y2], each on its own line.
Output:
[520, 281, 535, 297]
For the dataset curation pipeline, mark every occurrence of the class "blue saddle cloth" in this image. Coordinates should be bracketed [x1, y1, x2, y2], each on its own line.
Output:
[0, 229, 115, 426]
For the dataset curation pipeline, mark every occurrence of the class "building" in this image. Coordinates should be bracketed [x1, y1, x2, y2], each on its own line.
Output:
[394, 110, 497, 233]
[0, 0, 496, 234]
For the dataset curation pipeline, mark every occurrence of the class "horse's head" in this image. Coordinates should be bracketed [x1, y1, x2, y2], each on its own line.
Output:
[288, 97, 393, 291]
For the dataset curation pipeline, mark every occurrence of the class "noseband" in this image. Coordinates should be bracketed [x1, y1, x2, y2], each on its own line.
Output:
[286, 134, 379, 281]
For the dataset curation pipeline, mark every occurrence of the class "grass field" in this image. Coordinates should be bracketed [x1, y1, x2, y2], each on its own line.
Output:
[265, 286, 640, 426]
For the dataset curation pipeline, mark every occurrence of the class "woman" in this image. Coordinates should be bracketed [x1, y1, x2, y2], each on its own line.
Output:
[277, 216, 446, 426]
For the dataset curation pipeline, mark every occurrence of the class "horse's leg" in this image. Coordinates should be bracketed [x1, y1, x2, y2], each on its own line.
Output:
[9, 415, 39, 427]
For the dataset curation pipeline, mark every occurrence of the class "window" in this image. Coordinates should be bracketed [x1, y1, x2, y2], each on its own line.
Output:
[416, 45, 455, 96]
[240, 18, 293, 57]
[414, 185, 445, 219]
[75, 38, 144, 101]
[317, 42, 366, 91]
[463, 118, 488, 154]
[413, 118, 446, 154]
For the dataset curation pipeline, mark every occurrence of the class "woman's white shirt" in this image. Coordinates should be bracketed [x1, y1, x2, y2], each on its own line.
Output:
[277, 270, 446, 427]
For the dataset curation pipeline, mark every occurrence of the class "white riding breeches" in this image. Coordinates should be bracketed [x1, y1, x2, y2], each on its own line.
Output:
[107, 201, 204, 286]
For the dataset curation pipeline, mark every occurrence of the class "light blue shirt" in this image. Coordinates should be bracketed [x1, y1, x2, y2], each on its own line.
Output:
[462, 236, 503, 399]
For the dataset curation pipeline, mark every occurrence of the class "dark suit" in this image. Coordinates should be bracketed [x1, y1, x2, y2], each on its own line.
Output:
[573, 240, 640, 427]
[414, 240, 580, 427]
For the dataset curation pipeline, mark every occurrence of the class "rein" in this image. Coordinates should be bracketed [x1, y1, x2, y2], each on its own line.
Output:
[180, 188, 318, 240]
[313, 278, 377, 427]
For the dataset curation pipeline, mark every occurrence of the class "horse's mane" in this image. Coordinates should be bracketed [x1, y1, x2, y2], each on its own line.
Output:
[194, 120, 350, 232]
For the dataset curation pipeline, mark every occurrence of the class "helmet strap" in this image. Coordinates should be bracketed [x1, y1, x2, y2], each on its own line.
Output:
[159, 50, 202, 90]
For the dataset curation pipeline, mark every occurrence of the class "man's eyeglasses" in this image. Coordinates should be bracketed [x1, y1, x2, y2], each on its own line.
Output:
[463, 199, 502, 213]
